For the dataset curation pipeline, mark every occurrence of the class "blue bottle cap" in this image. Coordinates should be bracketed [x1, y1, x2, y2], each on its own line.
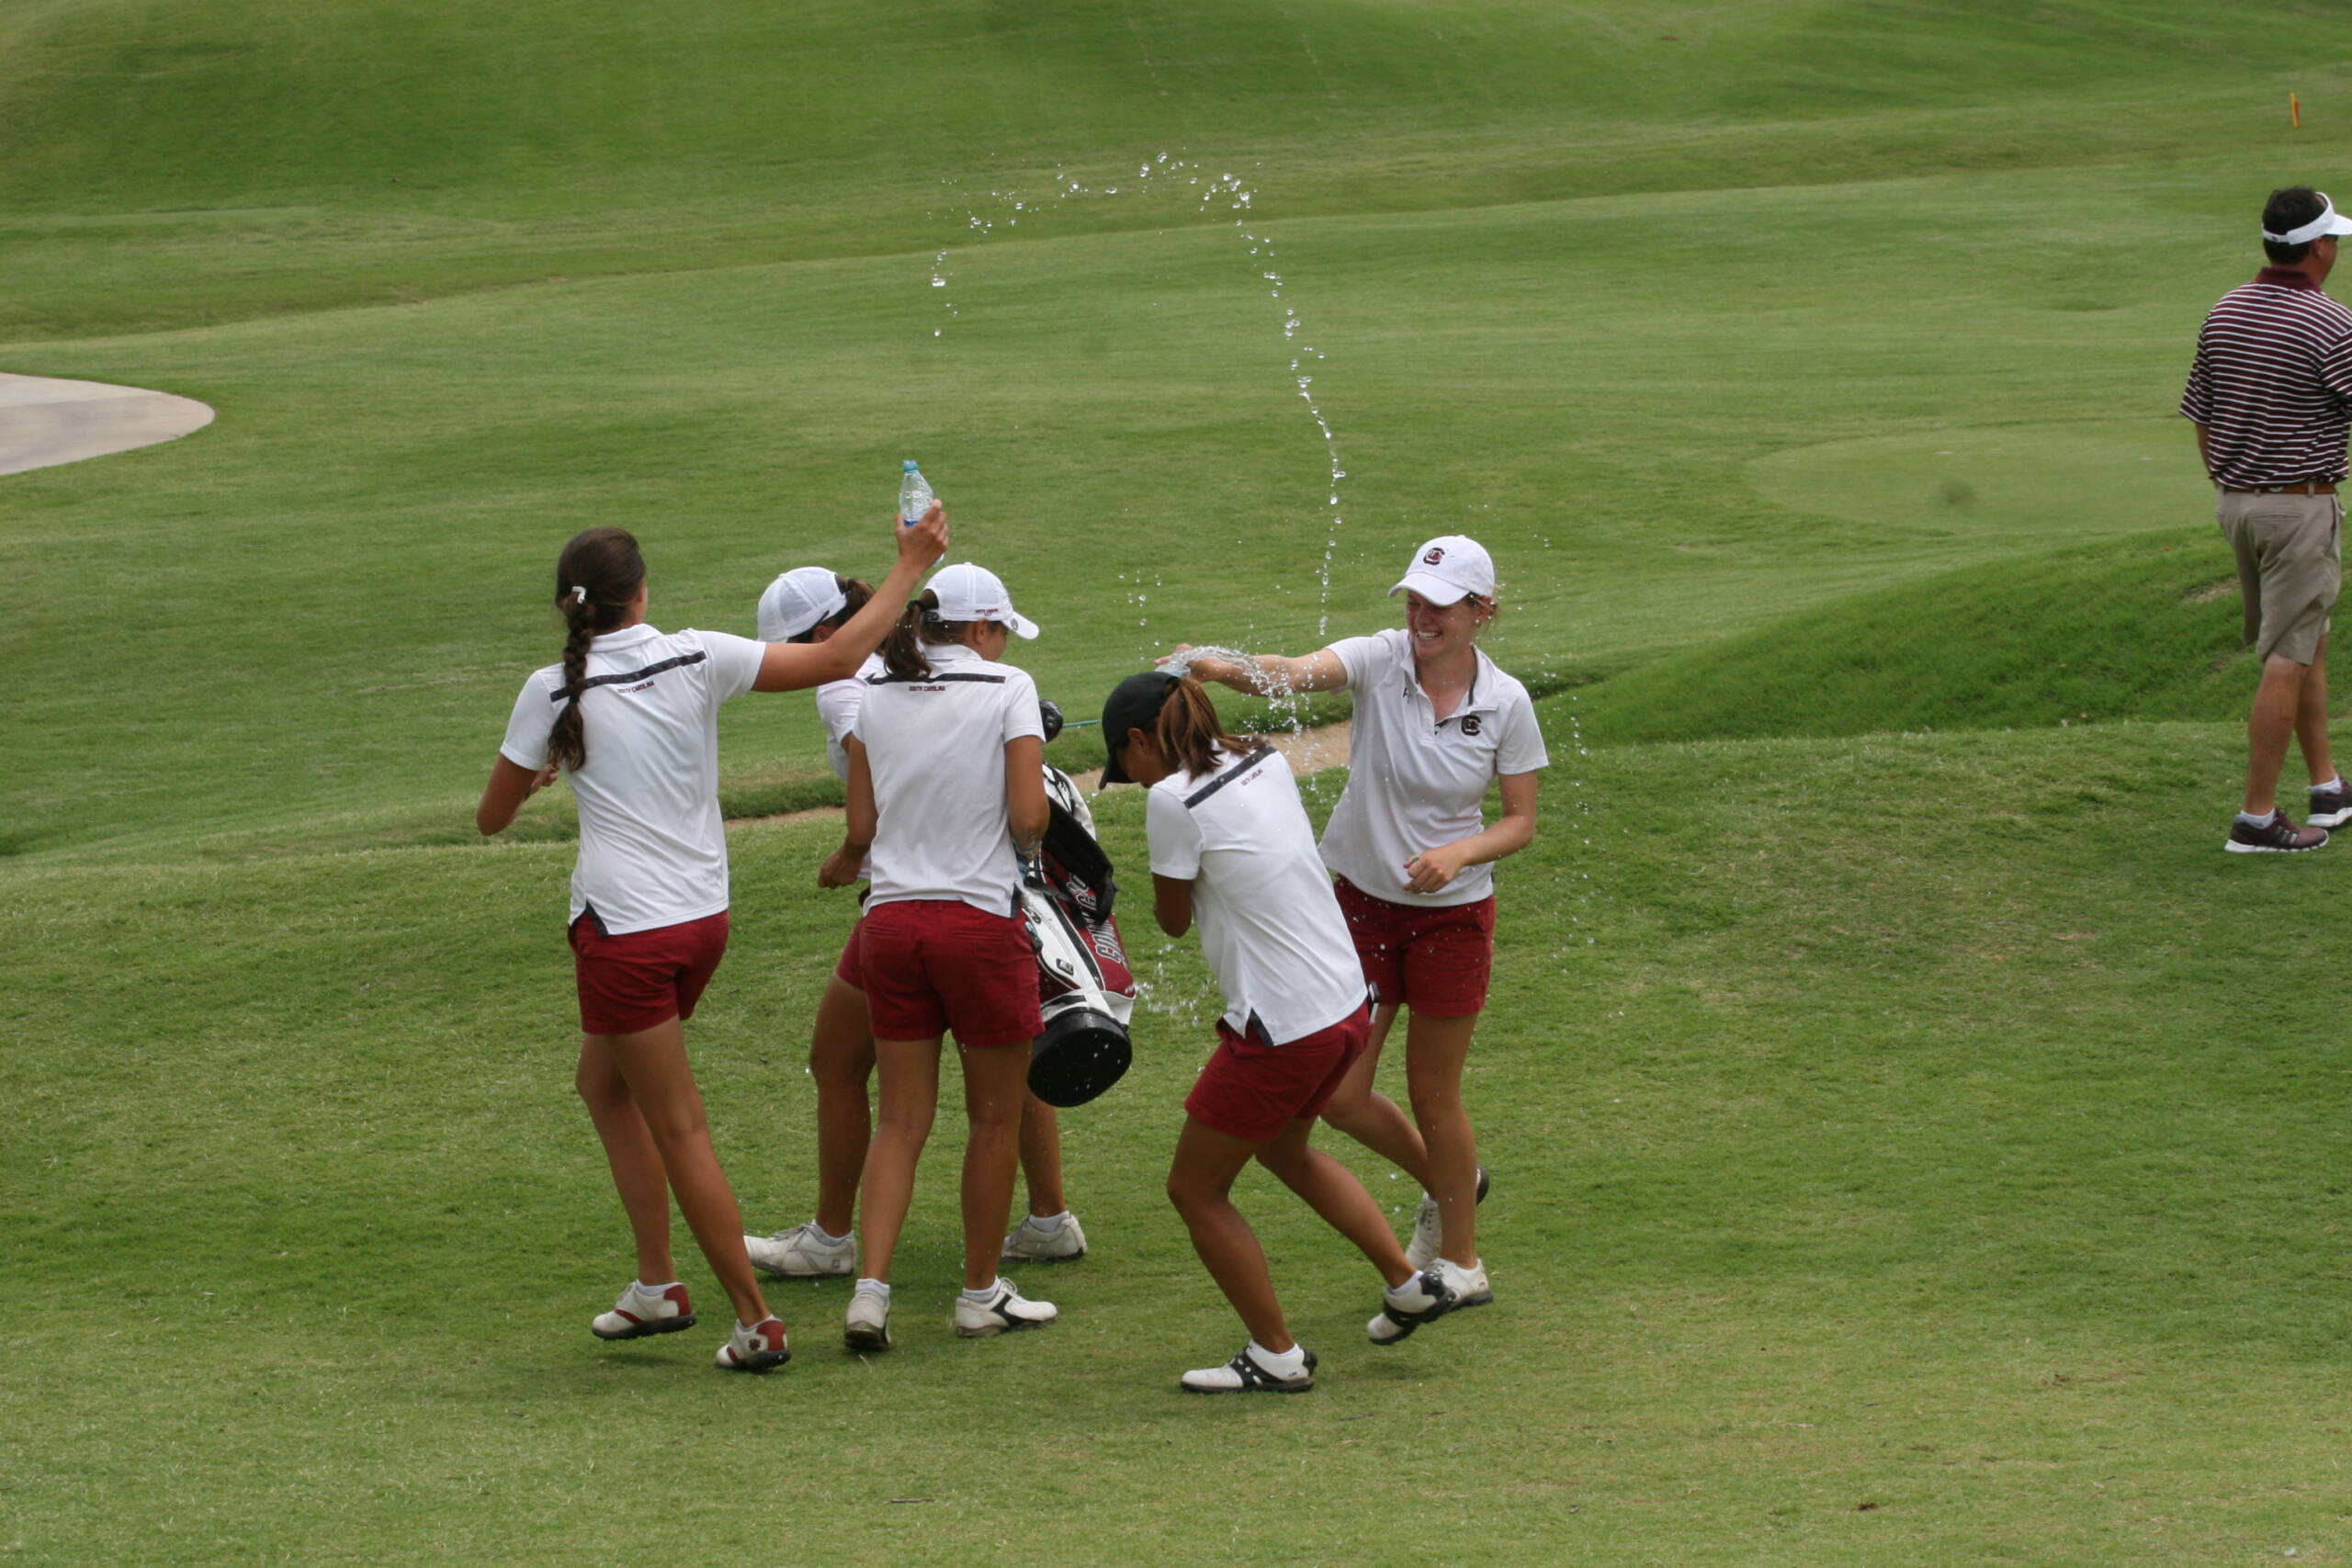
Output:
[902, 459, 921, 472]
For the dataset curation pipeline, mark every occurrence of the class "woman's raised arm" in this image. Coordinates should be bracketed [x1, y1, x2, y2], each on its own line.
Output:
[755, 504, 950, 692]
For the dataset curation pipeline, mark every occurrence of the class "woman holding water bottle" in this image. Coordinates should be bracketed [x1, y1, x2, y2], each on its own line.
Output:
[1171, 535, 1546, 1334]
[476, 504, 946, 1372]
[739, 552, 1088, 1280]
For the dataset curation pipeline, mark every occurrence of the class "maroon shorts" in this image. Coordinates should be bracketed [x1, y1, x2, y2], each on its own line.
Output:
[569, 909, 729, 1037]
[856, 899, 1041, 1047]
[1332, 877, 1496, 1018]
[832, 919, 864, 989]
[1184, 1005, 1372, 1143]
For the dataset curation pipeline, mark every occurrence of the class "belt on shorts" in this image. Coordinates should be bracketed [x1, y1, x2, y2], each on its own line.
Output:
[2222, 481, 2338, 494]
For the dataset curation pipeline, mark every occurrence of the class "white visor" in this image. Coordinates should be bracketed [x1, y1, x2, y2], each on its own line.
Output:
[2263, 194, 2352, 246]
[928, 560, 1040, 639]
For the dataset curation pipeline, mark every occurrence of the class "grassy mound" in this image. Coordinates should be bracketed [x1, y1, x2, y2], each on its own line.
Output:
[1565, 530, 2259, 747]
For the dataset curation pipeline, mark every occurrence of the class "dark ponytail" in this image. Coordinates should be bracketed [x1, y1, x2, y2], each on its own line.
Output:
[1155, 675, 1252, 778]
[790, 574, 876, 644]
[877, 590, 971, 681]
[548, 527, 646, 772]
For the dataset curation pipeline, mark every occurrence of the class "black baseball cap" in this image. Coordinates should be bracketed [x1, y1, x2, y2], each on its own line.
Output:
[1099, 671, 1179, 784]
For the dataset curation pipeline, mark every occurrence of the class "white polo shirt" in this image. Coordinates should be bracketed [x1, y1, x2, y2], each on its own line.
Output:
[854, 642, 1046, 917]
[815, 653, 885, 781]
[1319, 627, 1549, 908]
[500, 623, 765, 935]
[1148, 745, 1367, 1044]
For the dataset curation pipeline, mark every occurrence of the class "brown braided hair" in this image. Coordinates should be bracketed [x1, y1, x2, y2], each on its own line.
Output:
[548, 527, 645, 772]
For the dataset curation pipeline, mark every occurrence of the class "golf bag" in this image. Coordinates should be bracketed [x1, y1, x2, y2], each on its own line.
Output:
[1021, 751, 1137, 1109]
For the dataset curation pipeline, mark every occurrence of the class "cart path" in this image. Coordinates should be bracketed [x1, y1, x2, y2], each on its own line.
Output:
[0, 372, 214, 477]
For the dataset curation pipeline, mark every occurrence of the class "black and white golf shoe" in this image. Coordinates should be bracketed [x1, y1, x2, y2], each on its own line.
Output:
[953, 1279, 1057, 1338]
[1181, 1344, 1317, 1394]
[1366, 1266, 1463, 1345]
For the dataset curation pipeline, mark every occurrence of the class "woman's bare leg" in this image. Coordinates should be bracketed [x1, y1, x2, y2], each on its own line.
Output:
[1318, 1003, 1430, 1182]
[808, 977, 876, 1236]
[576, 1035, 674, 1285]
[1253, 1118, 1414, 1288]
[600, 1018, 771, 1326]
[959, 1044, 1032, 1289]
[1165, 1117, 1294, 1351]
[1019, 1095, 1069, 1219]
[856, 1037, 941, 1283]
[1403, 1010, 1482, 1267]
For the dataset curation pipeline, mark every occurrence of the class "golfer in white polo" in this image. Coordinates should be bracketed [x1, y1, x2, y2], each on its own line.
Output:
[1172, 535, 1547, 1317]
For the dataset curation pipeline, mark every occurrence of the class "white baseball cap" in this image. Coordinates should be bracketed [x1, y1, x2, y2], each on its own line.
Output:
[1389, 535, 1496, 606]
[2264, 192, 2352, 245]
[756, 566, 848, 642]
[929, 561, 1039, 639]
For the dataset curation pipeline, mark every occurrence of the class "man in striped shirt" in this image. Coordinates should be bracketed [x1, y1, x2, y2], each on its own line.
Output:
[2182, 186, 2352, 853]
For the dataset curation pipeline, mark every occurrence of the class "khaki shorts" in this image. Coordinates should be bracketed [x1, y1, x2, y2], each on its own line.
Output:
[2218, 489, 2342, 664]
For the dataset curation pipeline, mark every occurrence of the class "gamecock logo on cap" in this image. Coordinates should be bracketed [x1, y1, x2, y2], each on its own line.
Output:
[1423, 547, 1445, 565]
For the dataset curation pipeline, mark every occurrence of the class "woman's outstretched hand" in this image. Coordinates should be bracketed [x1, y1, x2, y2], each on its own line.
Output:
[898, 501, 950, 573]
[1158, 644, 1239, 686]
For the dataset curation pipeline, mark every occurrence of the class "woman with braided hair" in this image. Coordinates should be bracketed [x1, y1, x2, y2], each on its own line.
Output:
[476, 505, 947, 1372]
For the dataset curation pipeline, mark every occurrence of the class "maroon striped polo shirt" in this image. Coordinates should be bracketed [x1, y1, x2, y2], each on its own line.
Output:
[2181, 267, 2352, 487]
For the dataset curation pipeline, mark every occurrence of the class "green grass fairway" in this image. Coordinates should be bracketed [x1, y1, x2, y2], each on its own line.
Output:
[6, 2, 2352, 1563]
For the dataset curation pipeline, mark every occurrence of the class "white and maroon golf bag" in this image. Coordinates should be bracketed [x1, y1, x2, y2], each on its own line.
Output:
[1021, 761, 1136, 1107]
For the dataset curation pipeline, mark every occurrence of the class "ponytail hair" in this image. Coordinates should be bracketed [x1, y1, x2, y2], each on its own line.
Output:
[1154, 675, 1252, 778]
[878, 590, 972, 681]
[791, 574, 876, 644]
[548, 526, 646, 772]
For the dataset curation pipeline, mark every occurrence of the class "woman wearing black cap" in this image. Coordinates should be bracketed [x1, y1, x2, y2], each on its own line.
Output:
[1170, 535, 1547, 1335]
[1102, 671, 1460, 1393]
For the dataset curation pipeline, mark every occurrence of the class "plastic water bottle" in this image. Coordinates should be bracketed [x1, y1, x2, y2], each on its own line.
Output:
[898, 459, 934, 526]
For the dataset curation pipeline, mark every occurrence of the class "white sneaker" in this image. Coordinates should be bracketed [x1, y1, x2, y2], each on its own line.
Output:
[714, 1315, 791, 1371]
[1001, 1210, 1088, 1264]
[1405, 1165, 1491, 1270]
[1366, 1266, 1461, 1345]
[843, 1282, 892, 1353]
[1181, 1343, 1317, 1394]
[590, 1280, 696, 1340]
[745, 1221, 858, 1279]
[954, 1279, 1057, 1337]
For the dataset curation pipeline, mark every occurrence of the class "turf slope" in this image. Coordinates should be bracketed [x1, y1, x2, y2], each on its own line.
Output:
[6, 2, 2352, 1564]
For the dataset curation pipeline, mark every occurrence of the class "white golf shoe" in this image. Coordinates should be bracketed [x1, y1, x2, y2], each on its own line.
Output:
[1001, 1210, 1088, 1264]
[714, 1316, 791, 1371]
[843, 1281, 892, 1353]
[744, 1221, 858, 1279]
[1366, 1264, 1465, 1345]
[1181, 1343, 1317, 1394]
[590, 1280, 696, 1340]
[954, 1279, 1057, 1337]
[1405, 1165, 1491, 1270]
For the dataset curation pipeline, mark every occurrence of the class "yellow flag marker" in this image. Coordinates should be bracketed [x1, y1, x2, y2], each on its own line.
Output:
[2291, 92, 2303, 129]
